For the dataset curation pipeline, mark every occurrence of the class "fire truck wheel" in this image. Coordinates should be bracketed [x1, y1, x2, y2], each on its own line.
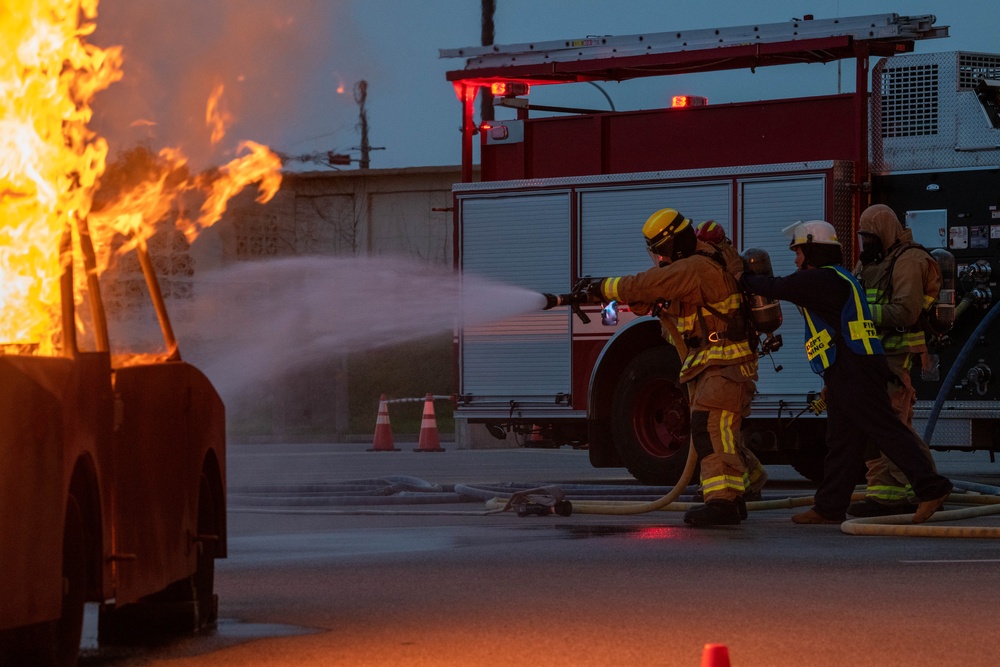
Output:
[194, 473, 219, 629]
[55, 495, 87, 666]
[611, 347, 695, 485]
[786, 420, 865, 484]
[788, 434, 827, 483]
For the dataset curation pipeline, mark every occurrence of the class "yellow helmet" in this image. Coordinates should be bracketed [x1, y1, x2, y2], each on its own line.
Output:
[643, 208, 692, 257]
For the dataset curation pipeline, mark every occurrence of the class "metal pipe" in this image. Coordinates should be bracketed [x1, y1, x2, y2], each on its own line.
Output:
[73, 214, 110, 353]
[59, 224, 78, 357]
[136, 245, 181, 361]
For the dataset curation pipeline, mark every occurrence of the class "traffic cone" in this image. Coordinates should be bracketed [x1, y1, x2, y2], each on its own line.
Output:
[413, 393, 445, 452]
[367, 394, 399, 451]
[701, 644, 731, 667]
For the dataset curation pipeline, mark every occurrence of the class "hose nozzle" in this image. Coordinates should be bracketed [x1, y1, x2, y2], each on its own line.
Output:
[540, 291, 591, 324]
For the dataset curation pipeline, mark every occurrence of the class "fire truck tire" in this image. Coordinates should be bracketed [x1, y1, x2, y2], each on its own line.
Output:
[611, 347, 695, 486]
[788, 436, 827, 483]
[787, 420, 866, 484]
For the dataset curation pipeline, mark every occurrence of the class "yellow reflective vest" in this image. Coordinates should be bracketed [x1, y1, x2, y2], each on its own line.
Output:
[801, 265, 884, 374]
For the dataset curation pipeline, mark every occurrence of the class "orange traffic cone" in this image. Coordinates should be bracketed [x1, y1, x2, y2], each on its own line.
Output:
[413, 393, 445, 452]
[368, 394, 399, 452]
[701, 644, 731, 667]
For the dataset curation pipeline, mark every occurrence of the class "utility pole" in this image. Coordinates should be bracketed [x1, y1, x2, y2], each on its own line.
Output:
[354, 80, 371, 169]
[480, 0, 495, 123]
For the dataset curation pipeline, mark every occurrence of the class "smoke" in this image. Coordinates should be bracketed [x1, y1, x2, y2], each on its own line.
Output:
[146, 255, 546, 400]
[89, 0, 370, 169]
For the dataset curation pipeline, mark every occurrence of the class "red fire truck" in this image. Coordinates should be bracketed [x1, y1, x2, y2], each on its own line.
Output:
[442, 14, 1000, 484]
[0, 233, 226, 665]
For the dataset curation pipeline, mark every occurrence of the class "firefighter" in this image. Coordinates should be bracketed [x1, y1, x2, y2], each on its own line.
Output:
[739, 220, 952, 524]
[695, 219, 727, 246]
[590, 208, 767, 526]
[849, 204, 942, 517]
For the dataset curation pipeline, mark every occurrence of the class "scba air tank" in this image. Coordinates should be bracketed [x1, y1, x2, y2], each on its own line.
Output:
[741, 248, 783, 334]
[929, 248, 956, 334]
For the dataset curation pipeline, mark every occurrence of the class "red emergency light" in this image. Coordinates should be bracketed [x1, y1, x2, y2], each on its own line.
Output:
[671, 95, 708, 108]
[491, 81, 530, 97]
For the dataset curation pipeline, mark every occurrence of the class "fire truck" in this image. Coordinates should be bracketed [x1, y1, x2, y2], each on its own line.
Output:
[441, 14, 1000, 484]
[0, 231, 226, 664]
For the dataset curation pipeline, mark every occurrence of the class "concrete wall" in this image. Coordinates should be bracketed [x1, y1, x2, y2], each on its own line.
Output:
[207, 165, 471, 441]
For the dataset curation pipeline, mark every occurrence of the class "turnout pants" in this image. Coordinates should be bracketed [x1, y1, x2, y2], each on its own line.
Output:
[863, 353, 938, 507]
[815, 358, 951, 520]
[687, 364, 767, 503]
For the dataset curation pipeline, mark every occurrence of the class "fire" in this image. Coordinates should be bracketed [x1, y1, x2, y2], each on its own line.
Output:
[1, 0, 282, 356]
[206, 83, 233, 147]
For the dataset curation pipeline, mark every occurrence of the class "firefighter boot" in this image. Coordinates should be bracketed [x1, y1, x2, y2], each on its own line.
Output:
[683, 500, 741, 526]
[791, 508, 844, 524]
[737, 495, 748, 520]
[847, 499, 917, 518]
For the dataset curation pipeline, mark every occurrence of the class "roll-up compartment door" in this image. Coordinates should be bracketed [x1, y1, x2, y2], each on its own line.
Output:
[739, 175, 827, 397]
[580, 182, 731, 277]
[459, 192, 572, 403]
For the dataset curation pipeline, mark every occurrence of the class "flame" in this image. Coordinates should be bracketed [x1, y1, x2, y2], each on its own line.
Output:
[0, 0, 122, 354]
[206, 82, 233, 146]
[2, 0, 282, 356]
[188, 141, 283, 243]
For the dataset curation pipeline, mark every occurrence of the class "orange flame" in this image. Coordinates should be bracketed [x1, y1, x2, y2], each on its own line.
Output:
[0, 0, 122, 353]
[188, 141, 283, 243]
[2, 0, 282, 356]
[206, 82, 234, 146]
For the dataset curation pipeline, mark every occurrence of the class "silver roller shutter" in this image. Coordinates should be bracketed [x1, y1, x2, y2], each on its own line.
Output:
[739, 175, 827, 398]
[580, 182, 731, 277]
[459, 192, 572, 403]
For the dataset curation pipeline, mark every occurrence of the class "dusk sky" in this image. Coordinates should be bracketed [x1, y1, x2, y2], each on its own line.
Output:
[90, 1, 1000, 172]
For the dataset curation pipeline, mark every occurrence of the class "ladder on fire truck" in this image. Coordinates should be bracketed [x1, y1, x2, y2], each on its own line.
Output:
[441, 13, 948, 185]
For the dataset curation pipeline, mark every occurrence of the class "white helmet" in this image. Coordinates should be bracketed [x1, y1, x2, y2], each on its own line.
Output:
[782, 220, 840, 248]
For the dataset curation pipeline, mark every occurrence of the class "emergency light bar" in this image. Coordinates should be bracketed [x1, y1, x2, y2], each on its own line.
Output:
[491, 82, 530, 97]
[671, 95, 708, 108]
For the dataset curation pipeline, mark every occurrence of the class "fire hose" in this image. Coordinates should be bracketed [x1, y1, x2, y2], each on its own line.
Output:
[479, 455, 1000, 538]
[229, 461, 1000, 537]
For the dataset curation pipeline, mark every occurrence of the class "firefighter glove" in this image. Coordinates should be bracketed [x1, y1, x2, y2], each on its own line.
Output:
[586, 280, 605, 303]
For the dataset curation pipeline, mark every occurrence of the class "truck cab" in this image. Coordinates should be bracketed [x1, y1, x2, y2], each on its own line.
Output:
[0, 224, 226, 665]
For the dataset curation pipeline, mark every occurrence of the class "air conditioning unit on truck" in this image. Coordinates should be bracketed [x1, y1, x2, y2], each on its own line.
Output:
[0, 231, 226, 665]
[442, 14, 1000, 484]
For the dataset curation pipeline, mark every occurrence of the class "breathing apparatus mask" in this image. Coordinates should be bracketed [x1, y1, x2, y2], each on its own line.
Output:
[858, 232, 885, 265]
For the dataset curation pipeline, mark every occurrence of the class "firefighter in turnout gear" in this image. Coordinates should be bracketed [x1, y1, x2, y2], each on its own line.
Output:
[849, 204, 942, 517]
[592, 208, 768, 526]
[740, 220, 952, 524]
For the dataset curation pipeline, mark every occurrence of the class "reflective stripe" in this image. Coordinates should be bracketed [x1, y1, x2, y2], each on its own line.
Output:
[801, 266, 882, 373]
[883, 331, 926, 353]
[675, 293, 742, 330]
[681, 341, 755, 374]
[867, 484, 913, 502]
[843, 272, 878, 353]
[702, 474, 747, 494]
[719, 410, 736, 455]
[802, 309, 833, 368]
[603, 277, 622, 301]
[864, 287, 929, 353]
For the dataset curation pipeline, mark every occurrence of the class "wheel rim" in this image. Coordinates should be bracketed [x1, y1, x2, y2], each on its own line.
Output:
[630, 376, 689, 459]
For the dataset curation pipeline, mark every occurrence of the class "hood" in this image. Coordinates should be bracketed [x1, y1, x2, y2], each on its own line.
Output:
[859, 204, 903, 250]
